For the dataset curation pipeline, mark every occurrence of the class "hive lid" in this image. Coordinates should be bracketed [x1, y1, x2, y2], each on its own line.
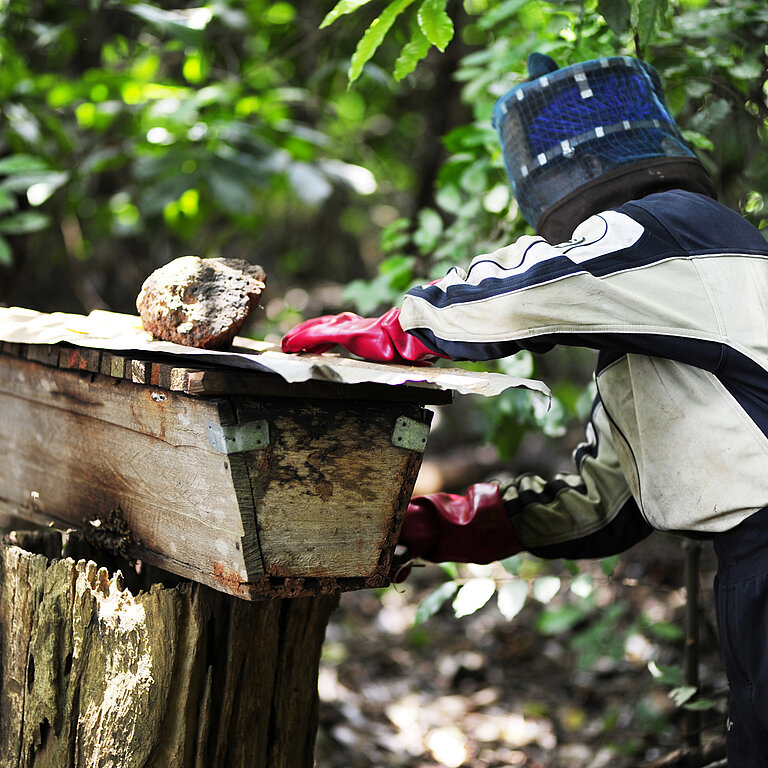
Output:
[0, 307, 549, 399]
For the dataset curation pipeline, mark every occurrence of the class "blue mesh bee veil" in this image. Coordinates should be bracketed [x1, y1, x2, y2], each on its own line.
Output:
[492, 55, 702, 233]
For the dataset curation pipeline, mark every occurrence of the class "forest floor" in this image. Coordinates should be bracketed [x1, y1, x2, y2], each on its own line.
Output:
[315, 509, 728, 768]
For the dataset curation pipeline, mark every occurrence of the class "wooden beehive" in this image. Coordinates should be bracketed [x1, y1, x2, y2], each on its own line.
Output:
[0, 341, 445, 599]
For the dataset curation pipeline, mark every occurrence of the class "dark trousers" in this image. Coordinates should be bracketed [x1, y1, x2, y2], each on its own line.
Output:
[713, 506, 768, 767]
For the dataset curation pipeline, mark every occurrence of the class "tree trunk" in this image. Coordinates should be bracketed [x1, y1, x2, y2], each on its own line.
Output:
[0, 531, 338, 768]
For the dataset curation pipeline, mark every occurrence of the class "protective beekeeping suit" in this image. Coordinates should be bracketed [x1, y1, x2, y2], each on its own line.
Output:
[283, 55, 768, 764]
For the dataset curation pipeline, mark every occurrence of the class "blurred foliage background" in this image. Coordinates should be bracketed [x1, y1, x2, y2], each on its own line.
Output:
[1, 1, 767, 761]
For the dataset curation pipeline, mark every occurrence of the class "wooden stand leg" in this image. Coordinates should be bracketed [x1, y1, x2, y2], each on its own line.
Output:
[0, 532, 338, 768]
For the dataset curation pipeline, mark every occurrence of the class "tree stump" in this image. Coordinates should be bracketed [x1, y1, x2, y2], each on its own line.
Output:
[0, 531, 338, 768]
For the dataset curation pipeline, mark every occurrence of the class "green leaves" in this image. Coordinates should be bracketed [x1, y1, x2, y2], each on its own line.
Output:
[0, 212, 50, 235]
[394, 28, 432, 80]
[0, 209, 53, 265]
[648, 662, 718, 712]
[0, 155, 49, 175]
[343, 253, 416, 315]
[630, 0, 669, 51]
[0, 0, 446, 289]
[0, 153, 68, 266]
[598, 0, 631, 36]
[122, 3, 212, 45]
[320, 0, 681, 86]
[0, 190, 15, 216]
[349, 0, 417, 84]
[496, 579, 528, 620]
[647, 660, 683, 685]
[597, 0, 671, 50]
[413, 207, 443, 253]
[414, 581, 458, 625]
[321, 0, 455, 83]
[682, 696, 718, 712]
[0, 238, 11, 266]
[320, 0, 376, 29]
[417, 0, 454, 52]
[536, 604, 585, 636]
[452, 577, 496, 618]
[416, 571, 525, 624]
[601, 554, 621, 577]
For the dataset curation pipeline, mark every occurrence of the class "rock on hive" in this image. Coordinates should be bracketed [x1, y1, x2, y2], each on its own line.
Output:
[136, 255, 267, 349]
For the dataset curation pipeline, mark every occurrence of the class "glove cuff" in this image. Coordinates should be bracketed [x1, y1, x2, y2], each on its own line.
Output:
[402, 483, 524, 565]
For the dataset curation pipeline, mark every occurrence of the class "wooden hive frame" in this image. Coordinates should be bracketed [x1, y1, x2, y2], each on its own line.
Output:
[0, 342, 447, 599]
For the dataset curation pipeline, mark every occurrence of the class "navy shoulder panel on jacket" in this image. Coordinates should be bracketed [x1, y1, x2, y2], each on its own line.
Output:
[618, 190, 768, 256]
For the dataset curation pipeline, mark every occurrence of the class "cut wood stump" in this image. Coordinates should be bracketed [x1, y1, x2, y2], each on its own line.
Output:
[0, 529, 338, 768]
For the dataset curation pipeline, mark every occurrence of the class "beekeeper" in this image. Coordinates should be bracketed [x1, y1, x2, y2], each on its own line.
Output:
[284, 54, 768, 764]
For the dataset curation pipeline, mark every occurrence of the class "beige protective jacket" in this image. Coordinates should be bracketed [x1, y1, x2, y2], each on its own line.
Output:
[400, 190, 768, 556]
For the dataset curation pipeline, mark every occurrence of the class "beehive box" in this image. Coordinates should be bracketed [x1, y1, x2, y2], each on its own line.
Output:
[0, 344, 442, 599]
[0, 309, 548, 599]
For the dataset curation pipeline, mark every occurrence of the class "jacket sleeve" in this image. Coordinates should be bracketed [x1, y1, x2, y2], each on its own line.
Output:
[500, 397, 652, 559]
[397, 203, 728, 366]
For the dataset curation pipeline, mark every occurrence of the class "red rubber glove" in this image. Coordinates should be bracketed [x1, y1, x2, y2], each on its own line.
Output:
[399, 483, 524, 564]
[281, 307, 446, 365]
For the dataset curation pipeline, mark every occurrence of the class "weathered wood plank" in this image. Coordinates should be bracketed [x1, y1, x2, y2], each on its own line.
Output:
[0, 537, 337, 768]
[24, 343, 61, 367]
[58, 345, 101, 372]
[237, 398, 427, 580]
[100, 351, 126, 379]
[2, 341, 24, 357]
[131, 358, 150, 384]
[0, 355, 256, 593]
[0, 353, 221, 452]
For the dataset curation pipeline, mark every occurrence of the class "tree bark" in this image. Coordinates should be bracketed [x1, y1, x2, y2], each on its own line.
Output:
[0, 532, 338, 768]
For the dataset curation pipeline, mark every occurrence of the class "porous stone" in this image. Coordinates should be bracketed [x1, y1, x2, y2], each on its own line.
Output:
[136, 256, 267, 349]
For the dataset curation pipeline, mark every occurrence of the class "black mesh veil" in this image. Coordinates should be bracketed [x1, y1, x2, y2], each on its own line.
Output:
[492, 56, 698, 231]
